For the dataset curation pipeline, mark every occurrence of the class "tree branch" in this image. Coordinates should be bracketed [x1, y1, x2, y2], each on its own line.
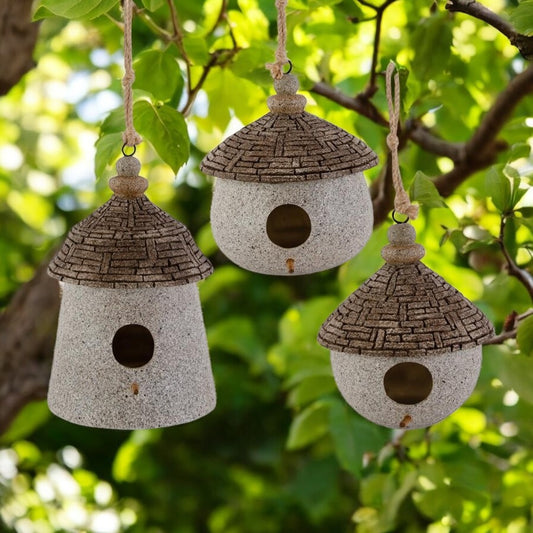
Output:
[434, 64, 533, 197]
[498, 215, 533, 301]
[485, 309, 533, 345]
[446, 0, 533, 60]
[356, 0, 400, 97]
[0, 0, 40, 95]
[0, 260, 59, 434]
[311, 81, 389, 126]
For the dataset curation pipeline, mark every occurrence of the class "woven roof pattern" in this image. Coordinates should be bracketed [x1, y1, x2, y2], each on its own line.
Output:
[49, 195, 213, 287]
[319, 262, 493, 355]
[200, 111, 378, 183]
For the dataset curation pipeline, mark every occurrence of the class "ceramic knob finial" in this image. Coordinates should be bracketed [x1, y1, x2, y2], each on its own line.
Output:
[109, 155, 148, 198]
[381, 223, 425, 264]
[267, 74, 307, 114]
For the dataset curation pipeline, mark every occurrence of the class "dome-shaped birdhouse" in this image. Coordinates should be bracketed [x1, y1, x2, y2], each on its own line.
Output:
[318, 223, 494, 429]
[200, 74, 378, 276]
[47, 156, 216, 429]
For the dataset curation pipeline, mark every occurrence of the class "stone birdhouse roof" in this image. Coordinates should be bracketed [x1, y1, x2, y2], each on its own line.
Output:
[318, 224, 494, 356]
[200, 74, 378, 183]
[49, 157, 213, 288]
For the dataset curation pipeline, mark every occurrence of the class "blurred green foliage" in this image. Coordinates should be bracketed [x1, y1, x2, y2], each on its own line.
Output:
[1, 0, 533, 532]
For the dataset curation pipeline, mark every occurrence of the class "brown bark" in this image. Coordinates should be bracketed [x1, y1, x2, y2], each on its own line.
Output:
[0, 261, 59, 434]
[0, 0, 40, 95]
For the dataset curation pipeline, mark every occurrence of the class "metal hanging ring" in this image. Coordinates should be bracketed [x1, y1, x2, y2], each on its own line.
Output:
[121, 144, 137, 157]
[392, 209, 409, 224]
[284, 60, 293, 75]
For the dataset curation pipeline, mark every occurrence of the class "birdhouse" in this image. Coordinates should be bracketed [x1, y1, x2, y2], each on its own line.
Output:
[200, 74, 378, 276]
[47, 156, 216, 430]
[318, 223, 494, 429]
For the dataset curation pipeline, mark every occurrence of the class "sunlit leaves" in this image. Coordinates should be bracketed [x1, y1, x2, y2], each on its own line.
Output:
[510, 0, 533, 36]
[134, 100, 189, 173]
[486, 166, 528, 213]
[133, 49, 184, 103]
[409, 171, 448, 209]
[33, 0, 118, 20]
[95, 99, 190, 174]
[94, 132, 122, 176]
[410, 14, 453, 83]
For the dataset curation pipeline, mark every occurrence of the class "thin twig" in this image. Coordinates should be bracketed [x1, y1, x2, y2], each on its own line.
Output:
[485, 309, 533, 345]
[498, 215, 533, 301]
[167, 0, 189, 64]
[360, 0, 399, 96]
[446, 0, 533, 59]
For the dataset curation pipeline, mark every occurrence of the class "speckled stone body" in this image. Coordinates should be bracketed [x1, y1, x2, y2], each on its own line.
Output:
[48, 283, 216, 429]
[200, 74, 378, 276]
[318, 222, 494, 429]
[211, 173, 373, 275]
[331, 347, 482, 429]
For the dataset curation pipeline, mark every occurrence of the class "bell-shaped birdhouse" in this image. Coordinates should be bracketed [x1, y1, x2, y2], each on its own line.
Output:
[47, 156, 216, 429]
[200, 74, 378, 276]
[318, 223, 493, 429]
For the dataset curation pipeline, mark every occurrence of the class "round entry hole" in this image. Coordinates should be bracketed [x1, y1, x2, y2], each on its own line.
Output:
[383, 362, 433, 405]
[112, 324, 154, 368]
[266, 204, 311, 249]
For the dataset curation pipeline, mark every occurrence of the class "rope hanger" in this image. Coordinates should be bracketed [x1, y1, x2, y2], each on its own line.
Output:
[265, 0, 290, 80]
[122, 0, 142, 147]
[385, 61, 419, 220]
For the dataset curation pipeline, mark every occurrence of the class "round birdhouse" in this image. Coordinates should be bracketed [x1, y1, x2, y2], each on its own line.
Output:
[200, 74, 378, 276]
[47, 156, 216, 429]
[318, 223, 494, 429]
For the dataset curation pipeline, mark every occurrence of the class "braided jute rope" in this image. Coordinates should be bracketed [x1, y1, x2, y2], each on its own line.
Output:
[265, 0, 289, 80]
[385, 61, 418, 220]
[122, 0, 142, 147]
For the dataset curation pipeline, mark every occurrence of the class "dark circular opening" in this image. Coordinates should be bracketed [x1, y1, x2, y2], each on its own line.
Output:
[112, 324, 154, 368]
[383, 362, 433, 405]
[266, 204, 311, 249]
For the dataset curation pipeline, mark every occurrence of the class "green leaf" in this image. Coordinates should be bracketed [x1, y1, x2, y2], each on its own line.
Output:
[141, 0, 165, 10]
[208, 316, 267, 373]
[329, 400, 362, 476]
[133, 49, 184, 102]
[329, 400, 390, 477]
[517, 315, 533, 357]
[486, 167, 512, 212]
[183, 36, 210, 64]
[133, 100, 190, 173]
[409, 171, 447, 209]
[410, 14, 453, 82]
[509, 142, 531, 161]
[287, 376, 336, 408]
[289, 457, 340, 522]
[510, 0, 533, 35]
[287, 400, 330, 450]
[33, 0, 118, 20]
[95, 132, 123, 176]
[0, 401, 50, 444]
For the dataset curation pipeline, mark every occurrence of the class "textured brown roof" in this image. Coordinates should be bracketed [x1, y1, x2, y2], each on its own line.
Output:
[49, 194, 213, 288]
[200, 111, 378, 183]
[318, 262, 494, 356]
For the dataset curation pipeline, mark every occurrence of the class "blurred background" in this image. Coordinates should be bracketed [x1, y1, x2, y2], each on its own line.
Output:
[1, 0, 533, 531]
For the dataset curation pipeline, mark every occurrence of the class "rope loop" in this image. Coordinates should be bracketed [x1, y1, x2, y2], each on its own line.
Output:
[265, 0, 290, 80]
[385, 61, 418, 220]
